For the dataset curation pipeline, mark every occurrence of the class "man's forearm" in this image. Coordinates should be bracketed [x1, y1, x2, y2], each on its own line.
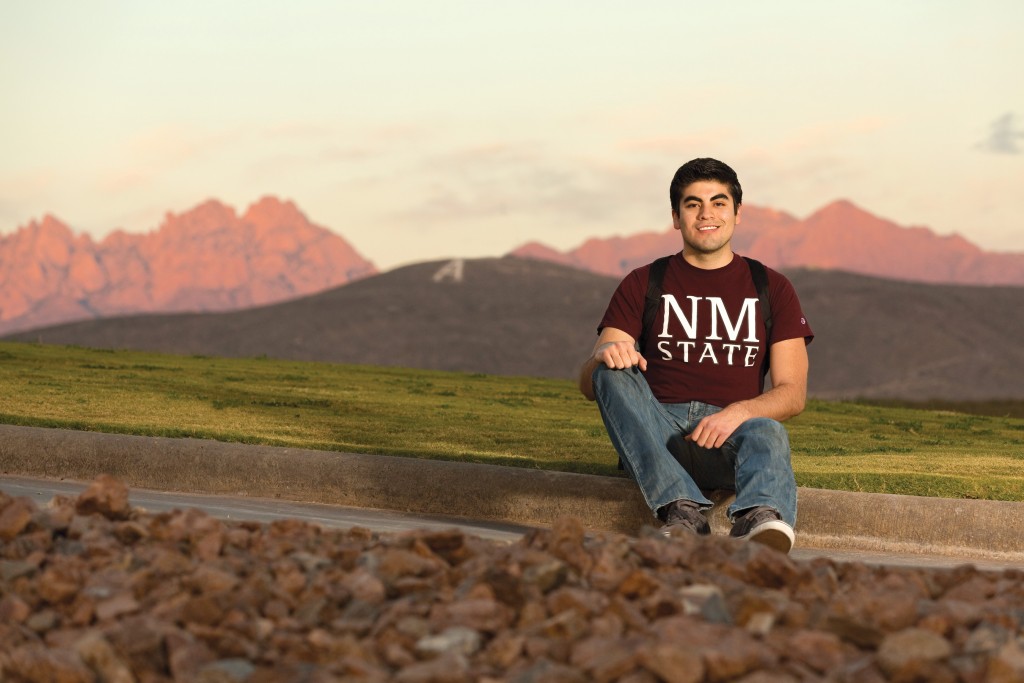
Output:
[734, 381, 807, 423]
[578, 356, 600, 401]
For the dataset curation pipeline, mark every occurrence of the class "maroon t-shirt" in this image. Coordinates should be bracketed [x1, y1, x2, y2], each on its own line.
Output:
[598, 253, 814, 406]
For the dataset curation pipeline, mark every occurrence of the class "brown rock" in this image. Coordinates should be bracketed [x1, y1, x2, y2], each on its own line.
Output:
[187, 565, 240, 595]
[637, 642, 704, 683]
[435, 598, 509, 634]
[75, 475, 130, 521]
[394, 651, 470, 683]
[987, 640, 1024, 683]
[876, 627, 953, 679]
[342, 568, 387, 605]
[414, 627, 483, 659]
[104, 615, 171, 674]
[484, 632, 525, 669]
[5, 478, 1024, 683]
[3, 644, 96, 683]
[785, 629, 846, 674]
[545, 517, 593, 575]
[166, 629, 217, 680]
[617, 569, 663, 599]
[507, 658, 587, 683]
[377, 548, 444, 584]
[0, 496, 37, 541]
[570, 636, 642, 682]
[0, 593, 31, 624]
[74, 632, 135, 683]
[195, 658, 256, 683]
[95, 592, 141, 622]
[38, 562, 83, 605]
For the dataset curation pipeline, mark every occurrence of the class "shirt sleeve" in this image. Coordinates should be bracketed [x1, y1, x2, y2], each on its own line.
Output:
[768, 270, 814, 346]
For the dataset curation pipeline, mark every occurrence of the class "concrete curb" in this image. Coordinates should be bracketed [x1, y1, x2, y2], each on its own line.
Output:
[1, 424, 1022, 563]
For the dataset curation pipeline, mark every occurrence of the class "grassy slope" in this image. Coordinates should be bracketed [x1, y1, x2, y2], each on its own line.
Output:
[1, 342, 1022, 501]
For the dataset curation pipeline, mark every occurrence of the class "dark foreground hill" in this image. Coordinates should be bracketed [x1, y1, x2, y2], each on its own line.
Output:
[7, 256, 1023, 401]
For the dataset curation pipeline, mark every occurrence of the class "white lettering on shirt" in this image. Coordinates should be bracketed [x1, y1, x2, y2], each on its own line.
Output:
[654, 295, 762, 367]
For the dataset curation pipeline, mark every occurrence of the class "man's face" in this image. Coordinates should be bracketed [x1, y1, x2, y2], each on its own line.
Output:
[671, 180, 741, 257]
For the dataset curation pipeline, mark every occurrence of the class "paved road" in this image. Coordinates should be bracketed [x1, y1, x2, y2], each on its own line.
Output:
[2, 476, 1014, 571]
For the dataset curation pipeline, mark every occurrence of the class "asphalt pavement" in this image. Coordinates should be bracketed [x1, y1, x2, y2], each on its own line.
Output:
[1, 475, 1016, 571]
[1, 424, 1022, 571]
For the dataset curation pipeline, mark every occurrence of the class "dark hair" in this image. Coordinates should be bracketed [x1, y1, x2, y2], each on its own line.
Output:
[669, 158, 742, 213]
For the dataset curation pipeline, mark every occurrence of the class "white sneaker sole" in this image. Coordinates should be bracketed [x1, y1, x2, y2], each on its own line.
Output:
[742, 519, 795, 554]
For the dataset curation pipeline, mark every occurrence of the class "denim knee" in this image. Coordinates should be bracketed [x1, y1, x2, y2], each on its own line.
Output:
[592, 363, 644, 395]
[734, 417, 789, 447]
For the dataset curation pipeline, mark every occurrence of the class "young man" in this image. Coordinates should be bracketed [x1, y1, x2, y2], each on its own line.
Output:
[579, 158, 813, 553]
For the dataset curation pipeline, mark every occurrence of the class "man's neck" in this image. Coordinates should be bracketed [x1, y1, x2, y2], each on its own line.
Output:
[682, 249, 735, 270]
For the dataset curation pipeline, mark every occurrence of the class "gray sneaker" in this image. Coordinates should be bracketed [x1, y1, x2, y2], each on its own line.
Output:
[729, 506, 794, 553]
[658, 500, 711, 537]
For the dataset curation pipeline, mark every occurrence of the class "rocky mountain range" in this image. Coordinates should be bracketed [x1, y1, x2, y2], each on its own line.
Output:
[2, 195, 1022, 375]
[8, 257, 1023, 401]
[512, 201, 1024, 286]
[0, 197, 376, 335]
[4, 196, 1019, 339]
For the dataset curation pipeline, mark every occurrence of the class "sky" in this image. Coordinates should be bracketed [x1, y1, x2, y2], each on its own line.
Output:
[2, 1, 1023, 270]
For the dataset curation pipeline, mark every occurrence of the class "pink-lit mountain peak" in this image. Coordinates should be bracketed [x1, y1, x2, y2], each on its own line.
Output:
[0, 198, 376, 335]
[243, 195, 309, 230]
[511, 199, 1023, 286]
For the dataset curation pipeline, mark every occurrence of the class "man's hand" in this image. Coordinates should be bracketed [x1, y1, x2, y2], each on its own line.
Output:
[594, 340, 648, 371]
[579, 328, 644, 400]
[686, 402, 753, 449]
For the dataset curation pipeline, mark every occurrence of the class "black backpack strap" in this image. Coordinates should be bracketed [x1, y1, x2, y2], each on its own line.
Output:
[743, 256, 773, 391]
[638, 255, 672, 352]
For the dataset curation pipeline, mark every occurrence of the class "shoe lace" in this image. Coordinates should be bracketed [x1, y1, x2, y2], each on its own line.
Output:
[663, 502, 700, 525]
[735, 506, 779, 533]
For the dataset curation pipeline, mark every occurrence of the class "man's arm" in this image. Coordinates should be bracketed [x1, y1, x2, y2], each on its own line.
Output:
[686, 337, 809, 448]
[578, 327, 647, 401]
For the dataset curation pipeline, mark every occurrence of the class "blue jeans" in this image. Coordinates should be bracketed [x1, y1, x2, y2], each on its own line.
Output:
[592, 364, 797, 526]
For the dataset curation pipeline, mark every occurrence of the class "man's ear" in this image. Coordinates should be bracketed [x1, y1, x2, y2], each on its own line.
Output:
[671, 210, 681, 231]
[735, 204, 742, 225]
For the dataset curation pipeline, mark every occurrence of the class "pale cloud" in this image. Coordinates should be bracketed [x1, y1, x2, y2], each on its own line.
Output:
[977, 112, 1024, 154]
[772, 117, 890, 155]
[244, 120, 442, 183]
[391, 143, 662, 229]
[614, 130, 737, 157]
[95, 124, 244, 194]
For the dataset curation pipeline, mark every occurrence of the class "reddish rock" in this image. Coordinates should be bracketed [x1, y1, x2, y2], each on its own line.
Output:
[73, 633, 134, 683]
[637, 641, 704, 683]
[2, 474, 1023, 682]
[0, 496, 37, 541]
[75, 474, 130, 520]
[876, 627, 954, 679]
[2, 644, 95, 683]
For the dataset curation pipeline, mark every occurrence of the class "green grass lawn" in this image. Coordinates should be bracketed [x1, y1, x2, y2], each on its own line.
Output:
[1, 341, 1022, 502]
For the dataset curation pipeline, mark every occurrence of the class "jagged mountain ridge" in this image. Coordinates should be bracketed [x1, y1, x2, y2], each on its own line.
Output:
[0, 197, 376, 335]
[8, 257, 1023, 401]
[4, 196, 1021, 339]
[511, 200, 1024, 286]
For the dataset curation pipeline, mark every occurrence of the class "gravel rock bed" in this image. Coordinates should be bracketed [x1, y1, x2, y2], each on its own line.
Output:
[2, 475, 1023, 682]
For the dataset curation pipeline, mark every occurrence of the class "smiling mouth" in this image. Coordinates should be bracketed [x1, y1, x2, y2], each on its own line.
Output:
[697, 225, 718, 231]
